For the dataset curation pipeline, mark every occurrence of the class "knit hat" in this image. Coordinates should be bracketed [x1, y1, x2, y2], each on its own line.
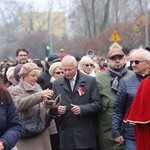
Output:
[6, 66, 15, 81]
[107, 49, 124, 59]
[19, 62, 41, 78]
[14, 64, 23, 81]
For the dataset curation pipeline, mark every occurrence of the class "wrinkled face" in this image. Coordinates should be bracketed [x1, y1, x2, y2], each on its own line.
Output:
[130, 53, 150, 74]
[53, 67, 64, 79]
[62, 60, 77, 80]
[17, 51, 28, 64]
[107, 55, 126, 71]
[23, 70, 40, 86]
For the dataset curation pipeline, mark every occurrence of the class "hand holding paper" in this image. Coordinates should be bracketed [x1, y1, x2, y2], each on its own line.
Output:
[45, 94, 61, 109]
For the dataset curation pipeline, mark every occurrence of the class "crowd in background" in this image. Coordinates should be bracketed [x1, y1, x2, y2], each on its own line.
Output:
[0, 51, 107, 88]
[0, 47, 150, 150]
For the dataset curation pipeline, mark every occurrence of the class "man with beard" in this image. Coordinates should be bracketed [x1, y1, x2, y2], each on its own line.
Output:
[96, 48, 133, 150]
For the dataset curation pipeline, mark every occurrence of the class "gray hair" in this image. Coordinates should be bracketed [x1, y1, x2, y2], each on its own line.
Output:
[61, 55, 78, 67]
[130, 48, 150, 60]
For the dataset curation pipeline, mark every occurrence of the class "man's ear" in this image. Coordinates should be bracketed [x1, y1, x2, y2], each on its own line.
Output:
[147, 60, 150, 67]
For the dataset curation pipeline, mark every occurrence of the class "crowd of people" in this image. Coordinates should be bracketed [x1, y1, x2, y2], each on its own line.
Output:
[0, 47, 150, 150]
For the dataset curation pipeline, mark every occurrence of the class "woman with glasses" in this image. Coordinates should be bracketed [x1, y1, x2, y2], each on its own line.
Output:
[78, 55, 100, 77]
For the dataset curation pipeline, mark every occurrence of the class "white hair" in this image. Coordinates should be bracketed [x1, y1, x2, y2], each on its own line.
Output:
[61, 55, 78, 67]
[130, 48, 150, 60]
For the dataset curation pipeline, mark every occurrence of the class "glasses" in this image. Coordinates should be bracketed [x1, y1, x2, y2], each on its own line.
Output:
[109, 55, 124, 60]
[130, 60, 147, 65]
[54, 71, 64, 75]
[84, 64, 94, 67]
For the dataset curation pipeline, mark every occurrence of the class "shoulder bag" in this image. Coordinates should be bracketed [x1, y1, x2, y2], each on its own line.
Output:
[20, 104, 45, 138]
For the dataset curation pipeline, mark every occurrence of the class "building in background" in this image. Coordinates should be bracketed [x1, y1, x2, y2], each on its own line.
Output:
[20, 11, 66, 38]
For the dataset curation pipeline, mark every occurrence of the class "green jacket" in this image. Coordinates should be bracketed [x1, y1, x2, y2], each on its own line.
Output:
[96, 70, 133, 149]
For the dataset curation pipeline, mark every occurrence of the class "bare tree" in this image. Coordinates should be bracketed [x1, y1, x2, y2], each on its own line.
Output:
[100, 0, 110, 31]
[0, 0, 23, 42]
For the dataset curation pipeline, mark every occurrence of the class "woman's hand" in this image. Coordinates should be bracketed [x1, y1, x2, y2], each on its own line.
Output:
[41, 89, 54, 100]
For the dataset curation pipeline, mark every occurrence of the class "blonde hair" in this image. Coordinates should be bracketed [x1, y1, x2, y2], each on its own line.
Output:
[78, 55, 94, 71]
[49, 62, 62, 76]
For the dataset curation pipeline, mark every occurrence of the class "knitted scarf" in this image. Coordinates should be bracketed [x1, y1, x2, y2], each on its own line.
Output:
[107, 66, 128, 92]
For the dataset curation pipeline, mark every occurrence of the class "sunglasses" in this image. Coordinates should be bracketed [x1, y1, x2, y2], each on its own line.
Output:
[130, 60, 147, 65]
[54, 71, 64, 75]
[84, 64, 94, 67]
[109, 55, 124, 60]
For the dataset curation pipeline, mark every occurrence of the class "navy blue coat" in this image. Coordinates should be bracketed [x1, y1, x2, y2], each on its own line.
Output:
[112, 73, 145, 140]
[0, 94, 21, 150]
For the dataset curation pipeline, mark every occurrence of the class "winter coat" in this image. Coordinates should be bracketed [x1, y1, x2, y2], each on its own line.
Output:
[37, 69, 51, 89]
[96, 70, 133, 149]
[112, 73, 146, 140]
[52, 71, 101, 149]
[0, 94, 21, 150]
[11, 80, 52, 150]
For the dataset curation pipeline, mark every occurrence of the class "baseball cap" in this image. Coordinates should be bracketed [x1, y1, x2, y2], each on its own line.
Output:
[107, 49, 124, 59]
[48, 53, 60, 62]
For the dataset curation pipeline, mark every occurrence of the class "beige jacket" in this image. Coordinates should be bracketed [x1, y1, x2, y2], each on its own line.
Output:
[11, 80, 52, 150]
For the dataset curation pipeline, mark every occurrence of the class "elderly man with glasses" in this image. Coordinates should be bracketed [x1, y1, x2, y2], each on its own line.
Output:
[96, 48, 133, 150]
[112, 48, 150, 150]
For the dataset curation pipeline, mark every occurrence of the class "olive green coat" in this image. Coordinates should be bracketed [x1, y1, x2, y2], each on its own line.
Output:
[96, 70, 133, 150]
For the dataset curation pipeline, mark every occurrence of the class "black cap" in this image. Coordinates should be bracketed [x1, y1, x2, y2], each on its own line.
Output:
[48, 53, 60, 62]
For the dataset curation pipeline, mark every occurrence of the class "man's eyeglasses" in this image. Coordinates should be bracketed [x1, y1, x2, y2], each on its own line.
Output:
[54, 71, 64, 75]
[84, 64, 94, 67]
[130, 60, 147, 65]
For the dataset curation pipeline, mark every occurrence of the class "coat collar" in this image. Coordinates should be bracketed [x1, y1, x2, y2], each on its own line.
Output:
[59, 71, 86, 93]
[19, 80, 41, 92]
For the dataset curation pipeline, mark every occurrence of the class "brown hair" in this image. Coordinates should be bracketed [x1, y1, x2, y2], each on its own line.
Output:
[0, 84, 12, 103]
[16, 49, 28, 56]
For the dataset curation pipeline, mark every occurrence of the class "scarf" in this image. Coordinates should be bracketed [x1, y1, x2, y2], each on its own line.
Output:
[107, 66, 128, 92]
